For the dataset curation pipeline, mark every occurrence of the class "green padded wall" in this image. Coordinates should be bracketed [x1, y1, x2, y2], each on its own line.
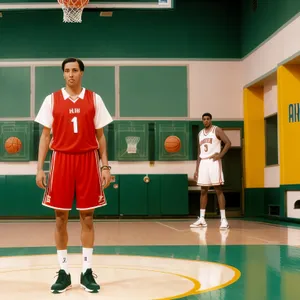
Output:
[35, 66, 115, 116]
[147, 175, 162, 216]
[0, 67, 31, 118]
[0, 175, 53, 217]
[160, 174, 189, 215]
[0, 174, 189, 218]
[119, 66, 188, 117]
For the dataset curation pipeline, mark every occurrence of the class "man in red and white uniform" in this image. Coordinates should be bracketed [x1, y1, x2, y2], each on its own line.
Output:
[35, 57, 113, 294]
[190, 113, 231, 230]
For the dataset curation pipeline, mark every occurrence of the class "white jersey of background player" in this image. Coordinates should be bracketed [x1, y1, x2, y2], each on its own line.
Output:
[190, 112, 231, 230]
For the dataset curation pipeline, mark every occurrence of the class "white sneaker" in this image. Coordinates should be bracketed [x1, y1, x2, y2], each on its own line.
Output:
[220, 218, 229, 229]
[190, 217, 207, 228]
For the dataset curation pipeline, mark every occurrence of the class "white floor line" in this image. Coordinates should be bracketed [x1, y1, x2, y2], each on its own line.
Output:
[155, 222, 183, 232]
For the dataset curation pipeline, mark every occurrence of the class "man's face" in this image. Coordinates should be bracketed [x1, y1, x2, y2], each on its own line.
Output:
[63, 61, 83, 87]
[202, 116, 212, 128]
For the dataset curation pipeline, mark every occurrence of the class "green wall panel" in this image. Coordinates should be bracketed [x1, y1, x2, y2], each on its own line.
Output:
[160, 174, 188, 215]
[0, 0, 240, 59]
[2, 0, 300, 60]
[119, 175, 148, 216]
[147, 175, 161, 216]
[244, 188, 264, 217]
[120, 66, 188, 117]
[0, 67, 31, 118]
[0, 175, 53, 217]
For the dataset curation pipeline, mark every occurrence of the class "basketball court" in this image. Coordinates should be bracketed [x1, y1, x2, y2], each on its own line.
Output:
[0, 0, 300, 299]
[0, 218, 300, 299]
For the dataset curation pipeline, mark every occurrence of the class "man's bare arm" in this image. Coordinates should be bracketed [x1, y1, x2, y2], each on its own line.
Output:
[36, 127, 51, 188]
[37, 127, 51, 171]
[96, 128, 111, 188]
[96, 128, 109, 166]
[195, 134, 201, 171]
[216, 127, 231, 159]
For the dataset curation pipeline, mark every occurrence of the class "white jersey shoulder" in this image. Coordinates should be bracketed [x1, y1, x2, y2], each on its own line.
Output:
[199, 125, 221, 159]
[93, 93, 113, 129]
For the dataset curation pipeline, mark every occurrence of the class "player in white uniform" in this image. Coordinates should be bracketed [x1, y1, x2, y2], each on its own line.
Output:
[190, 113, 231, 229]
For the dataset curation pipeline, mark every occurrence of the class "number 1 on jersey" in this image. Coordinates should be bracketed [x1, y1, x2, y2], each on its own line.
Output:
[71, 116, 78, 133]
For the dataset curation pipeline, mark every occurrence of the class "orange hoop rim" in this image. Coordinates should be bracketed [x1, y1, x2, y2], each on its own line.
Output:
[57, 0, 89, 8]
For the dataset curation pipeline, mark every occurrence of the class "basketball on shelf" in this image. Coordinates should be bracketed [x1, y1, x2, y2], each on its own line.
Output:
[57, 0, 89, 23]
[4, 137, 22, 154]
[164, 135, 181, 153]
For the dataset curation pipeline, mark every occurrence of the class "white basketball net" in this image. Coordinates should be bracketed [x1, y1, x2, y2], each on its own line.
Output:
[125, 136, 140, 154]
[57, 0, 88, 23]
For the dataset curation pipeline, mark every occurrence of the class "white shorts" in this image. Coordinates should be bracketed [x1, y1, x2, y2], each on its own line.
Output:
[197, 158, 224, 186]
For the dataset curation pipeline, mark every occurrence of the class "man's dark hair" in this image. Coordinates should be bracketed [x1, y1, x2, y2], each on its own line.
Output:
[202, 112, 212, 119]
[62, 57, 85, 71]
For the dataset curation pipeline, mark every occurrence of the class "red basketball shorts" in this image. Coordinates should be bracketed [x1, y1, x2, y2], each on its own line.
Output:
[42, 150, 106, 210]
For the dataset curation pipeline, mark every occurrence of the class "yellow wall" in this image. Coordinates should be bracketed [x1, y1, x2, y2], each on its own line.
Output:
[278, 65, 300, 185]
[244, 87, 265, 188]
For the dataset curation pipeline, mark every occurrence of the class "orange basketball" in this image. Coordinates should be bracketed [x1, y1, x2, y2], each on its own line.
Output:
[164, 135, 181, 153]
[4, 137, 22, 154]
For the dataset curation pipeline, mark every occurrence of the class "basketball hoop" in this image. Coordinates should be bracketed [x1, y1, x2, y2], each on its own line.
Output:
[57, 0, 89, 23]
[125, 136, 140, 154]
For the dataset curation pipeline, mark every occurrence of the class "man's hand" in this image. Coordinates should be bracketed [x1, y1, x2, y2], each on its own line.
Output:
[101, 169, 111, 189]
[36, 169, 47, 189]
[194, 170, 198, 181]
[210, 153, 221, 161]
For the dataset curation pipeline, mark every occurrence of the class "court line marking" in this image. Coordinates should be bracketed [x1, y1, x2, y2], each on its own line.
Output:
[156, 221, 191, 232]
[156, 221, 181, 232]
[0, 263, 200, 300]
[0, 253, 241, 298]
[101, 254, 242, 296]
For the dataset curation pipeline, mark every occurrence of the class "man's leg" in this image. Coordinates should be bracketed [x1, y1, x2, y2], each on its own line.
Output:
[79, 209, 100, 293]
[200, 186, 209, 219]
[55, 210, 69, 270]
[43, 151, 74, 293]
[76, 151, 105, 293]
[214, 185, 229, 229]
[190, 159, 211, 228]
[51, 210, 72, 293]
[80, 209, 95, 272]
[190, 186, 209, 228]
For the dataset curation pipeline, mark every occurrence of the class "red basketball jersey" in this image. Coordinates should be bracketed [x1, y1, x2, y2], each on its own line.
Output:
[50, 89, 99, 153]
